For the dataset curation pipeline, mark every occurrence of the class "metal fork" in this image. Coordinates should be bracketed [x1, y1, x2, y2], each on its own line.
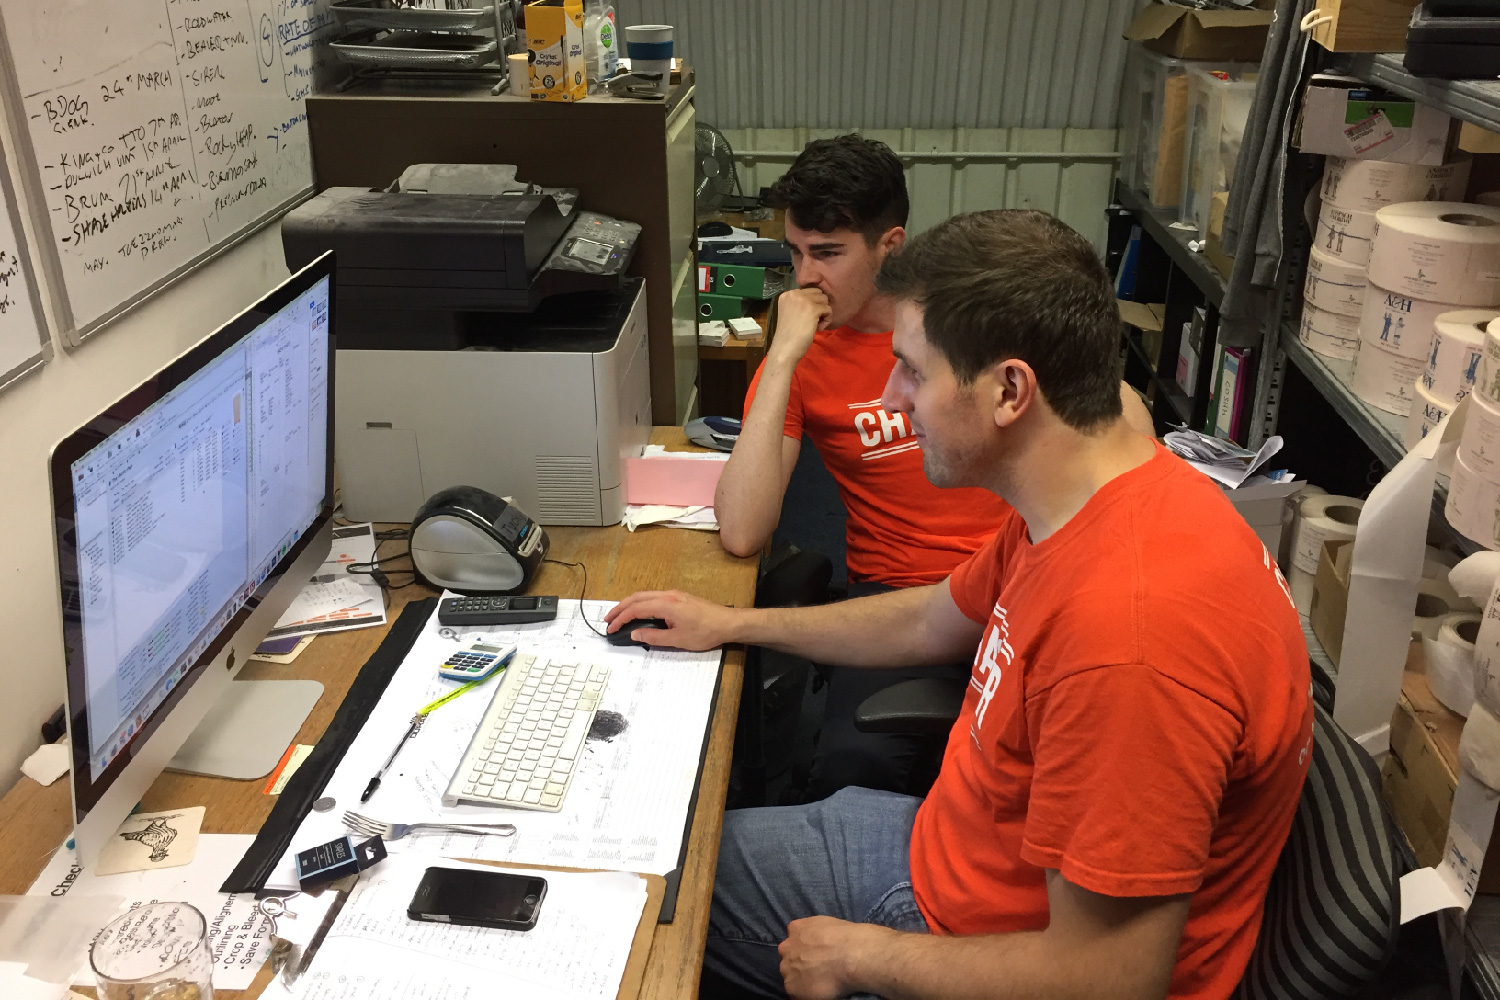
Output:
[343, 810, 516, 841]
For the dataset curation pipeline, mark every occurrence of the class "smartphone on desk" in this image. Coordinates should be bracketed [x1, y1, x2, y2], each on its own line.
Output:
[408, 866, 548, 931]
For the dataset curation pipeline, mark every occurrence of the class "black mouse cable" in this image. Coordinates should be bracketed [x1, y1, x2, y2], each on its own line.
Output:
[542, 558, 610, 637]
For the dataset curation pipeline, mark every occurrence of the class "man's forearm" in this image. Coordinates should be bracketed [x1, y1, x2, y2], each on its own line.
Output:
[727, 586, 963, 668]
[715, 356, 798, 556]
[843, 926, 1170, 1000]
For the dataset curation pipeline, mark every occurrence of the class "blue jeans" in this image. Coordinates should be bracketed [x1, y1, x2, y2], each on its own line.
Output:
[705, 787, 930, 998]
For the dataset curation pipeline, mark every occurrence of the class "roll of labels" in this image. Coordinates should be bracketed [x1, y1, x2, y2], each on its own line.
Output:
[1426, 612, 1482, 718]
[1353, 284, 1467, 417]
[1368, 201, 1500, 307]
[1426, 310, 1493, 403]
[1321, 156, 1472, 213]
[1360, 284, 1459, 361]
[1298, 302, 1359, 361]
[1404, 380, 1454, 452]
[1303, 246, 1367, 317]
[1289, 494, 1363, 614]
[1352, 337, 1425, 416]
[1402, 310, 1493, 452]
[1314, 203, 1377, 267]
[1475, 317, 1500, 408]
[1447, 447, 1500, 550]
[1461, 388, 1500, 482]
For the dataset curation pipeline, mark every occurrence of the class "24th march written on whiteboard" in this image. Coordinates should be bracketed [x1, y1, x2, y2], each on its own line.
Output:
[0, 0, 338, 334]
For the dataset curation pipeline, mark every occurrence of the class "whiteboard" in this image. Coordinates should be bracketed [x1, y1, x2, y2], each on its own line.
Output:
[0, 0, 337, 343]
[0, 131, 49, 392]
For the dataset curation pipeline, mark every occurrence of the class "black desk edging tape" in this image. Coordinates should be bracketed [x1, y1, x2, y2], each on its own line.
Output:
[658, 650, 726, 923]
[221, 597, 438, 894]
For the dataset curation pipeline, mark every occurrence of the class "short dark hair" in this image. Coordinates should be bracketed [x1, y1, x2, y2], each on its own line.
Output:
[767, 134, 908, 241]
[876, 210, 1123, 430]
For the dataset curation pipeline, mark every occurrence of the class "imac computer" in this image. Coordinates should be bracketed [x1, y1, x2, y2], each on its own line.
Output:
[49, 254, 337, 865]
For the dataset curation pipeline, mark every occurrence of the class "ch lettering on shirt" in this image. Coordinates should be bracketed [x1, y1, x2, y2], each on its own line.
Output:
[971, 603, 1014, 732]
[849, 399, 920, 462]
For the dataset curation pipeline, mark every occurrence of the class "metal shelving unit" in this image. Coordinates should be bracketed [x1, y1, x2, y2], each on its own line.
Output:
[1114, 184, 1227, 308]
[1332, 53, 1500, 133]
[1279, 323, 1406, 468]
[1124, 330, 1194, 425]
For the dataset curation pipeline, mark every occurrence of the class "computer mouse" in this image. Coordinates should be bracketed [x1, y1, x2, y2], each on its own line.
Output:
[607, 618, 670, 647]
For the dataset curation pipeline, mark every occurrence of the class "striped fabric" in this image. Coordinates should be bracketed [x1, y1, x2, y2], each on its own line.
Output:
[1234, 700, 1401, 999]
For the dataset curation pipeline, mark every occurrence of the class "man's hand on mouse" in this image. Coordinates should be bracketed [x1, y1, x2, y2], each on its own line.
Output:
[604, 591, 737, 651]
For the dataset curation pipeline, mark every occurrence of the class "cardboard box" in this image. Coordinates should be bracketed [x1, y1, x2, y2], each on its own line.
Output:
[526, 0, 586, 103]
[1460, 121, 1500, 155]
[1306, 0, 1422, 53]
[1119, 46, 1195, 209]
[1296, 74, 1455, 165]
[1204, 190, 1234, 279]
[1382, 650, 1500, 891]
[1222, 478, 1305, 557]
[1124, 3, 1274, 62]
[1117, 299, 1165, 334]
[1310, 537, 1354, 667]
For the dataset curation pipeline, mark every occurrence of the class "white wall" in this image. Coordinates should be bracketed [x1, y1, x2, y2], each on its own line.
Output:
[0, 101, 292, 792]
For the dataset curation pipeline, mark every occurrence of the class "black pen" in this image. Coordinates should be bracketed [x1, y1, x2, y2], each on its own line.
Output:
[360, 714, 424, 803]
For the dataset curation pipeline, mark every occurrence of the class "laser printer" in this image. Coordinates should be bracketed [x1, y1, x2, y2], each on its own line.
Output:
[282, 165, 651, 526]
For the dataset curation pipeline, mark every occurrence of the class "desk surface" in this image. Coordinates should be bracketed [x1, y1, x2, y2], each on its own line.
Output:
[0, 428, 757, 1000]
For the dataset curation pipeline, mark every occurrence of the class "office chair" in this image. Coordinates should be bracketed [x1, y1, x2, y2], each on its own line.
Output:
[1234, 698, 1401, 999]
[853, 654, 1341, 734]
[857, 673, 1401, 1000]
[732, 547, 839, 808]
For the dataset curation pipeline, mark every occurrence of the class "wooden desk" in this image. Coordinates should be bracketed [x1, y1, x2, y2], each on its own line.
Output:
[0, 428, 757, 1000]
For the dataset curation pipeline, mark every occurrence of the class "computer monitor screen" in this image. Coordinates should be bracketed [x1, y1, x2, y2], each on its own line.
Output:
[51, 256, 335, 822]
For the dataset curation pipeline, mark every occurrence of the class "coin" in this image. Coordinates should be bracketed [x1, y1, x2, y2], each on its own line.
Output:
[312, 796, 335, 813]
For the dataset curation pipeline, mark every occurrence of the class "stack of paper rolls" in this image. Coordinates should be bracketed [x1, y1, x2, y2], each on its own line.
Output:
[1302, 157, 1470, 364]
[1357, 200, 1500, 417]
[1403, 310, 1497, 453]
[1450, 318, 1500, 549]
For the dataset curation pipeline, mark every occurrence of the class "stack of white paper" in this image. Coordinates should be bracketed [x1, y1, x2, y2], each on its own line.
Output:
[261, 857, 647, 1000]
[264, 599, 722, 889]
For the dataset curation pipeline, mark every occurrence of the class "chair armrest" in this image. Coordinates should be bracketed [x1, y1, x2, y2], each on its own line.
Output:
[756, 549, 834, 608]
[854, 677, 967, 735]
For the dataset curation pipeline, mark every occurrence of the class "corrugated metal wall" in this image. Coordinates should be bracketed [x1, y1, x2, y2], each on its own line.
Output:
[612, 0, 1139, 130]
[720, 126, 1119, 246]
[614, 1, 1135, 246]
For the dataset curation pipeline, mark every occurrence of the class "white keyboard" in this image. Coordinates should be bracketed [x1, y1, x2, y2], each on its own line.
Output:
[442, 652, 610, 812]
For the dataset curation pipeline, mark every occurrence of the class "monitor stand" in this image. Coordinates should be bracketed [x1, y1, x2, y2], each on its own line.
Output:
[168, 680, 325, 780]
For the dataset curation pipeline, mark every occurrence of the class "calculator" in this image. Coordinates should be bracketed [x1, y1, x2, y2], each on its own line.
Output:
[438, 642, 517, 682]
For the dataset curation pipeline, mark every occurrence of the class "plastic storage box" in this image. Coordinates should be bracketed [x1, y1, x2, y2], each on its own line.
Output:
[1179, 65, 1259, 241]
[1119, 45, 1203, 211]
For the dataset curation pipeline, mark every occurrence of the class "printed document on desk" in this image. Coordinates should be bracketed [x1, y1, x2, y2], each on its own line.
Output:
[267, 523, 387, 639]
[264, 598, 722, 887]
[261, 857, 646, 1000]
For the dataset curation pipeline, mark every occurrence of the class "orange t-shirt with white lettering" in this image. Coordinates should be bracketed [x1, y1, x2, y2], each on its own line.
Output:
[910, 445, 1310, 1000]
[745, 327, 1006, 587]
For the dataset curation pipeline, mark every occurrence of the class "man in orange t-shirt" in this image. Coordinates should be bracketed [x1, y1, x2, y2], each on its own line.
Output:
[610, 210, 1310, 999]
[717, 135, 1009, 800]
